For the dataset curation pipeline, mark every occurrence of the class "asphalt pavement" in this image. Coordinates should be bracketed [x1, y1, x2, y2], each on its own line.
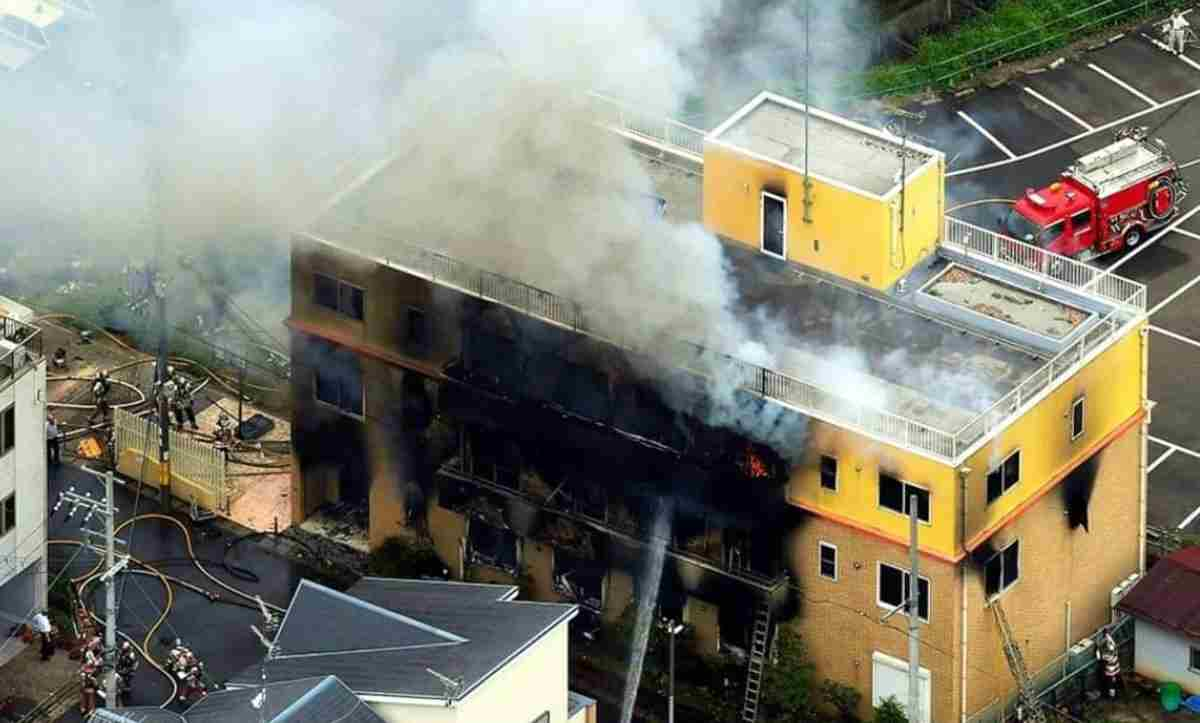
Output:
[47, 463, 312, 721]
[925, 14, 1200, 532]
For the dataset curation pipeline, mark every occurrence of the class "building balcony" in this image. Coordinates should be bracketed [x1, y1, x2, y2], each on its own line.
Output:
[0, 315, 42, 391]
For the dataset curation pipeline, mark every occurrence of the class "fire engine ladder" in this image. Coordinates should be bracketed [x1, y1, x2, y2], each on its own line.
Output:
[741, 599, 772, 722]
[993, 602, 1048, 723]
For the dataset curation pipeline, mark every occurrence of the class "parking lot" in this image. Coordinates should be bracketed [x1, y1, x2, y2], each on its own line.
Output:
[919, 13, 1200, 532]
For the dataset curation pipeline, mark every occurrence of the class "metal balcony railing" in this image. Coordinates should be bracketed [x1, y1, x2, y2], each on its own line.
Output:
[586, 91, 706, 160]
[0, 315, 42, 388]
[941, 217, 1147, 310]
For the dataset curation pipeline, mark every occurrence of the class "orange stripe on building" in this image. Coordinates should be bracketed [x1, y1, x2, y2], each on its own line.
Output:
[286, 317, 447, 380]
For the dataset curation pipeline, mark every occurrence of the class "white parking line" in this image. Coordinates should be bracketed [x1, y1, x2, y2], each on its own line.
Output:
[1180, 506, 1200, 530]
[1175, 228, 1200, 241]
[1149, 447, 1176, 473]
[1022, 86, 1093, 131]
[1088, 63, 1160, 106]
[1183, 158, 1200, 170]
[1140, 32, 1200, 73]
[1095, 202, 1200, 283]
[956, 110, 1017, 159]
[1150, 325, 1200, 350]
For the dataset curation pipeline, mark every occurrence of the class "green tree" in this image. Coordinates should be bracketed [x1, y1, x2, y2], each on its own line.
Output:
[874, 697, 909, 723]
[759, 627, 818, 722]
[822, 679, 863, 722]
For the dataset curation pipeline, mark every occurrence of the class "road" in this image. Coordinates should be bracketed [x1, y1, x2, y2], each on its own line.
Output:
[906, 13, 1200, 534]
[46, 463, 311, 721]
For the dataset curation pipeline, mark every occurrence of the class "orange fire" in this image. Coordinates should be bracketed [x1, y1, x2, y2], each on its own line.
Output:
[744, 445, 770, 479]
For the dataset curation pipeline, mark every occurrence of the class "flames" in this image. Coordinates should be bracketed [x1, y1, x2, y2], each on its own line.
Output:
[743, 444, 770, 479]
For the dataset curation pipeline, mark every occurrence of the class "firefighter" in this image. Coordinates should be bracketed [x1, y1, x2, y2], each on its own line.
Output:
[1167, 9, 1192, 55]
[79, 636, 102, 715]
[1097, 628, 1122, 698]
[166, 639, 207, 703]
[173, 374, 199, 431]
[214, 412, 236, 461]
[116, 640, 139, 706]
[51, 346, 67, 371]
[88, 370, 113, 426]
[158, 375, 179, 428]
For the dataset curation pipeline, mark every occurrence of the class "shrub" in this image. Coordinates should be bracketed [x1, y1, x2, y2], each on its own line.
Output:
[874, 696, 909, 723]
[823, 679, 864, 722]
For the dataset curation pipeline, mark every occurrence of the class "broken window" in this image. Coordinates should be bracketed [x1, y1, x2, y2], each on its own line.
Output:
[819, 542, 837, 581]
[554, 550, 604, 611]
[313, 273, 365, 320]
[985, 540, 1020, 599]
[879, 474, 929, 523]
[468, 517, 519, 572]
[878, 562, 929, 622]
[986, 450, 1021, 504]
[313, 343, 363, 417]
[437, 476, 474, 513]
[406, 306, 429, 352]
[468, 430, 519, 489]
[820, 455, 838, 491]
[1071, 397, 1085, 440]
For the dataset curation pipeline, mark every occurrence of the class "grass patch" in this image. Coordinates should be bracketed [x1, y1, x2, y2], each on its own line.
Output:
[854, 0, 1192, 97]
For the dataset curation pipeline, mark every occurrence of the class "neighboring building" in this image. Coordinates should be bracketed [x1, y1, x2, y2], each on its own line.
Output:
[1118, 547, 1200, 692]
[288, 90, 1149, 721]
[0, 0, 65, 71]
[226, 578, 594, 723]
[0, 309, 48, 633]
[97, 675, 388, 723]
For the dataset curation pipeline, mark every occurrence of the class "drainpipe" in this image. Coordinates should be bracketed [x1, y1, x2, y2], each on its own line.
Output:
[1139, 325, 1150, 575]
[959, 466, 971, 723]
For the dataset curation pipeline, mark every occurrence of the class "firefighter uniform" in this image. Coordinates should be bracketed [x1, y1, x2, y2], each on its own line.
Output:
[79, 637, 102, 715]
[116, 640, 139, 705]
[88, 371, 113, 426]
[1097, 631, 1121, 698]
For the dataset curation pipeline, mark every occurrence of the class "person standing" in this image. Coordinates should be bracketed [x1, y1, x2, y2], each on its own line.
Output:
[1168, 10, 1191, 55]
[31, 610, 53, 660]
[88, 370, 113, 427]
[79, 636, 102, 715]
[1097, 629, 1122, 699]
[45, 416, 61, 466]
[116, 640, 139, 706]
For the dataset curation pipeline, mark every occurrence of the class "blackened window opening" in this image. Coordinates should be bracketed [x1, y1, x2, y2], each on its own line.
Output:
[985, 541, 1020, 598]
[313, 273, 364, 320]
[1072, 397, 1085, 439]
[880, 474, 929, 522]
[312, 342, 363, 416]
[1, 405, 12, 455]
[820, 455, 838, 491]
[468, 518, 519, 571]
[987, 451, 1021, 504]
[407, 306, 429, 351]
[819, 543, 837, 580]
[880, 563, 929, 621]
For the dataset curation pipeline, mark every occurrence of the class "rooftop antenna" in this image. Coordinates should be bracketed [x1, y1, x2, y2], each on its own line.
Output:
[802, 0, 813, 224]
[882, 107, 926, 238]
[426, 667, 464, 707]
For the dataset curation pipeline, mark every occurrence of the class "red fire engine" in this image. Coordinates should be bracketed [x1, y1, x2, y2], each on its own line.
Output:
[1001, 127, 1189, 260]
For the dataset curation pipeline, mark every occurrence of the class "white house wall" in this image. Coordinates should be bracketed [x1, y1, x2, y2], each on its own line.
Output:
[0, 360, 48, 621]
[1134, 619, 1200, 694]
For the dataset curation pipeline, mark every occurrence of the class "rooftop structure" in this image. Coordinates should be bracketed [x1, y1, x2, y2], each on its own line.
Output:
[707, 92, 936, 198]
[1118, 548, 1200, 638]
[0, 315, 40, 391]
[304, 129, 1144, 461]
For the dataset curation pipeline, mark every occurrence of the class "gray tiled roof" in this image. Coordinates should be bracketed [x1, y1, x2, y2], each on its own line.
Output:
[185, 676, 384, 723]
[229, 578, 576, 701]
[91, 709, 187, 723]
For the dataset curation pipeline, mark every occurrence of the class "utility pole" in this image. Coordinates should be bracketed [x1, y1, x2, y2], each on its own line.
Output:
[907, 493, 921, 723]
[879, 493, 921, 723]
[53, 468, 128, 708]
[659, 618, 686, 723]
[154, 270, 171, 512]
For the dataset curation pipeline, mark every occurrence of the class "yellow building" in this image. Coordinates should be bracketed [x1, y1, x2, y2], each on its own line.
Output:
[288, 91, 1149, 722]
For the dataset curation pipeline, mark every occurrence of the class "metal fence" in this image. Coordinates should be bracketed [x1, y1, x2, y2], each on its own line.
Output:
[324, 229, 963, 459]
[942, 217, 1148, 310]
[967, 616, 1135, 723]
[112, 407, 228, 513]
[0, 315, 42, 387]
[586, 91, 706, 160]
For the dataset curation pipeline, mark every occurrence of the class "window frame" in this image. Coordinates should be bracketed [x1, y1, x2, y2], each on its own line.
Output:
[986, 449, 1022, 504]
[0, 405, 13, 457]
[985, 540, 1021, 601]
[0, 493, 14, 538]
[819, 541, 838, 581]
[1071, 396, 1085, 441]
[760, 190, 788, 260]
[1071, 208, 1093, 233]
[312, 272, 365, 321]
[819, 454, 839, 492]
[877, 562, 930, 623]
[879, 473, 931, 524]
[1190, 646, 1200, 674]
[312, 366, 365, 419]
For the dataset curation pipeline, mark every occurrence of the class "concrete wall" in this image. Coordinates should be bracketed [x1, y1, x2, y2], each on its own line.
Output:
[1134, 620, 1200, 694]
[0, 360, 47, 619]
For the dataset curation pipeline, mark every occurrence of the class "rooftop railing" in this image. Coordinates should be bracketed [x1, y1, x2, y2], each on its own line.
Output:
[0, 315, 42, 388]
[586, 92, 706, 160]
[942, 216, 1148, 310]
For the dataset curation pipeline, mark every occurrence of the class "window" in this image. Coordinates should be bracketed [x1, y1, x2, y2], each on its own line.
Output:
[313, 343, 364, 417]
[1072, 208, 1092, 230]
[820, 455, 838, 491]
[406, 306, 429, 350]
[1071, 397, 1085, 440]
[878, 562, 930, 622]
[879, 474, 930, 523]
[1, 405, 12, 456]
[1190, 646, 1200, 674]
[0, 493, 14, 537]
[819, 542, 837, 581]
[986, 450, 1021, 503]
[985, 540, 1020, 598]
[313, 273, 364, 320]
[1040, 220, 1065, 245]
[761, 191, 787, 258]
